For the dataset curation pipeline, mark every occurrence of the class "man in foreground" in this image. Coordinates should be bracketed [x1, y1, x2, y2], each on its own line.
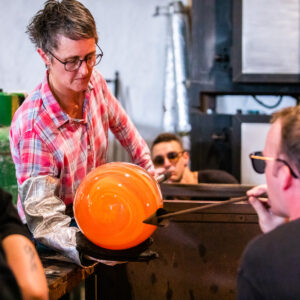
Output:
[237, 106, 300, 299]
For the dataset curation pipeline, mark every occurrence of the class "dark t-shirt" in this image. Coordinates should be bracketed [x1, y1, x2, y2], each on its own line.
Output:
[237, 218, 300, 300]
[0, 188, 31, 300]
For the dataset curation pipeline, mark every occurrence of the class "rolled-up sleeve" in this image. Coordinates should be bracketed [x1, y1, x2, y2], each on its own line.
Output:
[102, 79, 154, 174]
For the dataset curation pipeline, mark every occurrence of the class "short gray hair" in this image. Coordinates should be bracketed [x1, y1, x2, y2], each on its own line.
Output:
[27, 0, 98, 52]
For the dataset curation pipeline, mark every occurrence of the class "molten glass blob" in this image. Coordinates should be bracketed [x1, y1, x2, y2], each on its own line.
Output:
[74, 162, 163, 250]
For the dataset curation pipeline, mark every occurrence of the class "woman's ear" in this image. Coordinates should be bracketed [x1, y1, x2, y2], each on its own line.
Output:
[37, 48, 51, 67]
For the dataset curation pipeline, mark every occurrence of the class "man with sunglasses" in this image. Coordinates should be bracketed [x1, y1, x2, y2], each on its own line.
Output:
[237, 106, 300, 299]
[9, 0, 155, 276]
[151, 133, 237, 184]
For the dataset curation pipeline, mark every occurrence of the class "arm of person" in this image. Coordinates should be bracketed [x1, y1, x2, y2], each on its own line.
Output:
[0, 188, 48, 299]
[20, 175, 128, 267]
[100, 75, 155, 174]
[11, 132, 90, 265]
[12, 128, 126, 267]
[19, 175, 91, 266]
[247, 184, 286, 233]
[3, 234, 48, 300]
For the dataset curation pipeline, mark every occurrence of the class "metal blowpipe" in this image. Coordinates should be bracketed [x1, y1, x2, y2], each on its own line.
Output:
[143, 195, 249, 227]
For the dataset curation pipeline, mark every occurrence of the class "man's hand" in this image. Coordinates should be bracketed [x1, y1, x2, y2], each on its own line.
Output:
[154, 167, 167, 178]
[155, 168, 173, 183]
[247, 184, 286, 233]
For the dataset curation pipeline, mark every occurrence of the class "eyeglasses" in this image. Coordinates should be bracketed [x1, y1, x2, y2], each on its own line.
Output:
[153, 151, 184, 167]
[48, 44, 103, 72]
[249, 151, 298, 178]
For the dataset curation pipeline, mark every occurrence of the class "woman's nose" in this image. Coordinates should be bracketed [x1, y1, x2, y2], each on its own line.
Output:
[78, 60, 89, 75]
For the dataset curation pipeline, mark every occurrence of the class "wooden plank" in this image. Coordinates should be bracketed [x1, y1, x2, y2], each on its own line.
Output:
[41, 253, 97, 300]
[160, 183, 253, 199]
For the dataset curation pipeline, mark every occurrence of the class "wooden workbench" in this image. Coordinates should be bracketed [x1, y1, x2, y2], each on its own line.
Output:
[42, 252, 132, 300]
[41, 253, 98, 300]
[41, 183, 260, 300]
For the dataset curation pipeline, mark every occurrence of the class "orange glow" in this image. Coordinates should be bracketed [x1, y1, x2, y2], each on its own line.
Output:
[74, 162, 163, 250]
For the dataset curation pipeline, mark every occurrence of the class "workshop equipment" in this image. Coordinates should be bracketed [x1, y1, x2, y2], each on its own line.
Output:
[0, 127, 18, 203]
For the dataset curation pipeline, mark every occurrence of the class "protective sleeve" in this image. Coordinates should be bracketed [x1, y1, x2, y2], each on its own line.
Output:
[19, 175, 90, 266]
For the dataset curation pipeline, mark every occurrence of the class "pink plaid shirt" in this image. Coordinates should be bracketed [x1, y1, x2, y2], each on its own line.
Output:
[10, 69, 154, 221]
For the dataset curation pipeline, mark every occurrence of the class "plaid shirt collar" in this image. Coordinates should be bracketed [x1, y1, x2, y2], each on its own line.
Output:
[40, 71, 94, 128]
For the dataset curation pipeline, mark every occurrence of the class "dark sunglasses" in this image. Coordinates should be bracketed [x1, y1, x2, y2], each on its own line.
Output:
[153, 151, 184, 166]
[249, 151, 298, 178]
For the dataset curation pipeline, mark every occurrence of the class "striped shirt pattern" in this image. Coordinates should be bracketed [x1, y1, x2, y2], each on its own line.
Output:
[10, 69, 154, 221]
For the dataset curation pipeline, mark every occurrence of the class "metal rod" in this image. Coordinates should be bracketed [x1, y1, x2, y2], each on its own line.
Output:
[156, 172, 172, 183]
[158, 195, 248, 220]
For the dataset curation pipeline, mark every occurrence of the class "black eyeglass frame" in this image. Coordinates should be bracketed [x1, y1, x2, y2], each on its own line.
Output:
[249, 151, 298, 178]
[48, 44, 103, 72]
[153, 151, 185, 167]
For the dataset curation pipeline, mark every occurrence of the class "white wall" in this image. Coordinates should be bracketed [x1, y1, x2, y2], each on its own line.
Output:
[1, 1, 296, 166]
[0, 0, 178, 141]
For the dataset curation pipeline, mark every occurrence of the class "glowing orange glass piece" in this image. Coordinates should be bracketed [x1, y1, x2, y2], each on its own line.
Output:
[74, 162, 163, 250]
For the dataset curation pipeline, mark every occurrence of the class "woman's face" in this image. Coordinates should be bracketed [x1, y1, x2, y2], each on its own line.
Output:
[47, 35, 96, 95]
